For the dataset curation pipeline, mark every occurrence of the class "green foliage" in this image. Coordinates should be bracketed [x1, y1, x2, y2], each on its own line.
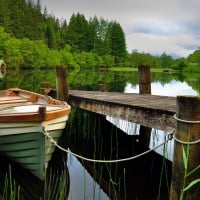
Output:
[4, 38, 23, 68]
[0, 27, 10, 57]
[159, 52, 174, 68]
[1, 0, 200, 71]
[60, 46, 78, 68]
[129, 51, 156, 67]
[187, 49, 200, 64]
[171, 59, 187, 71]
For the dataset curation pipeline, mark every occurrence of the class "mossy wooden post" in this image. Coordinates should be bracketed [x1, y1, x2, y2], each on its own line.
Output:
[170, 96, 200, 199]
[40, 82, 51, 95]
[99, 83, 107, 92]
[0, 60, 6, 78]
[56, 65, 68, 101]
[138, 65, 151, 147]
[138, 65, 151, 94]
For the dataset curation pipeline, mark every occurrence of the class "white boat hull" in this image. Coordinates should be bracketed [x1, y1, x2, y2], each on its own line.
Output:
[0, 115, 69, 179]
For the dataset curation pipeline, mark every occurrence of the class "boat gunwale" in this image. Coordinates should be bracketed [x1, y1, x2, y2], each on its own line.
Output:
[0, 88, 71, 122]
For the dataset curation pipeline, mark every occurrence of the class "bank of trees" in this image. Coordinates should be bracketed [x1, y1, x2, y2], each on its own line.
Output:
[0, 0, 127, 68]
[1, 0, 200, 71]
[0, 26, 120, 69]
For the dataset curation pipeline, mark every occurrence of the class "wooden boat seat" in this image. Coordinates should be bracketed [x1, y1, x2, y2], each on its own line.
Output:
[0, 96, 28, 104]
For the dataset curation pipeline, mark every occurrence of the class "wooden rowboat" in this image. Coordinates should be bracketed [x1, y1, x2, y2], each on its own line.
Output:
[0, 88, 71, 179]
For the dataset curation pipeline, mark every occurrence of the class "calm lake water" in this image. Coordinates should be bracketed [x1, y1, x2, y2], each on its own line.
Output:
[0, 69, 199, 200]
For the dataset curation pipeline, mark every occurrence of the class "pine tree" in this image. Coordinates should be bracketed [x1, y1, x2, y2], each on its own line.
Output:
[0, 0, 11, 31]
[107, 21, 127, 63]
[65, 13, 89, 52]
[88, 16, 99, 52]
[45, 23, 56, 48]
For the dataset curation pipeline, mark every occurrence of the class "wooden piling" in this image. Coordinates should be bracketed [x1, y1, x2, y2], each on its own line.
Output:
[38, 106, 46, 120]
[56, 65, 68, 101]
[138, 65, 151, 94]
[99, 83, 107, 92]
[0, 60, 6, 78]
[138, 65, 151, 147]
[170, 96, 200, 199]
[40, 82, 51, 95]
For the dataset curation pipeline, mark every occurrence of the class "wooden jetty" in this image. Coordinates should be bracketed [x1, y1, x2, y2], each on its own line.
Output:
[68, 90, 176, 132]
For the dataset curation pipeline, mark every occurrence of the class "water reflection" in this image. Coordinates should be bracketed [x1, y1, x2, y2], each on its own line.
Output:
[67, 155, 109, 200]
[106, 117, 174, 161]
[125, 79, 198, 96]
[0, 145, 70, 200]
[2, 69, 200, 95]
[65, 109, 172, 200]
[123, 78, 198, 162]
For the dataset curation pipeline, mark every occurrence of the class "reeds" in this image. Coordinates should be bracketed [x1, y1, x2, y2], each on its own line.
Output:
[180, 144, 200, 200]
[2, 166, 20, 200]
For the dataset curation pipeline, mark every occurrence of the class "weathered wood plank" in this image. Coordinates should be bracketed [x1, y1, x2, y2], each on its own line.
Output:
[68, 90, 176, 131]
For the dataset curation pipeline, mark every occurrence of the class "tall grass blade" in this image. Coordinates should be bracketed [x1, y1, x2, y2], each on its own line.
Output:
[186, 165, 200, 178]
[183, 179, 200, 192]
[182, 145, 188, 170]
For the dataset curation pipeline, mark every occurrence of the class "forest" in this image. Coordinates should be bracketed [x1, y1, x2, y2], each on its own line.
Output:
[1, 0, 200, 71]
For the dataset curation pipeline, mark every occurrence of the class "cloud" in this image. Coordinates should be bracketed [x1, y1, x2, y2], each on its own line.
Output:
[130, 20, 181, 36]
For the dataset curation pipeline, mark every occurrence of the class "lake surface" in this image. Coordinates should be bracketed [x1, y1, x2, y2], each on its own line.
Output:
[125, 80, 198, 96]
[0, 69, 199, 199]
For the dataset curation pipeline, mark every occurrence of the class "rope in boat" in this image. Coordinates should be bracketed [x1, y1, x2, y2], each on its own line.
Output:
[43, 129, 173, 163]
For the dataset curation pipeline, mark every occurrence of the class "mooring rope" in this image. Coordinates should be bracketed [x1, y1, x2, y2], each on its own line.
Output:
[173, 135, 200, 145]
[43, 130, 173, 163]
[174, 114, 200, 124]
[173, 114, 200, 145]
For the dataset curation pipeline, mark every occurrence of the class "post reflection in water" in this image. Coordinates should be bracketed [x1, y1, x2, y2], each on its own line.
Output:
[65, 108, 172, 200]
[107, 117, 174, 162]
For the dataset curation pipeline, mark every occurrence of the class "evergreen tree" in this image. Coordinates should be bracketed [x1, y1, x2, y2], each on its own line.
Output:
[107, 21, 127, 63]
[65, 13, 89, 52]
[45, 23, 56, 48]
[97, 18, 110, 55]
[88, 16, 99, 52]
[60, 19, 68, 48]
[0, 0, 11, 32]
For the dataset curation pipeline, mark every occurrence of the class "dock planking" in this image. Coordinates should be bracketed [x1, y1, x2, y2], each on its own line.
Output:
[68, 90, 176, 132]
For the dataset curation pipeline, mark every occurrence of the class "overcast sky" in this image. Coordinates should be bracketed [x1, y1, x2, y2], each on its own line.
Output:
[41, 0, 200, 58]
